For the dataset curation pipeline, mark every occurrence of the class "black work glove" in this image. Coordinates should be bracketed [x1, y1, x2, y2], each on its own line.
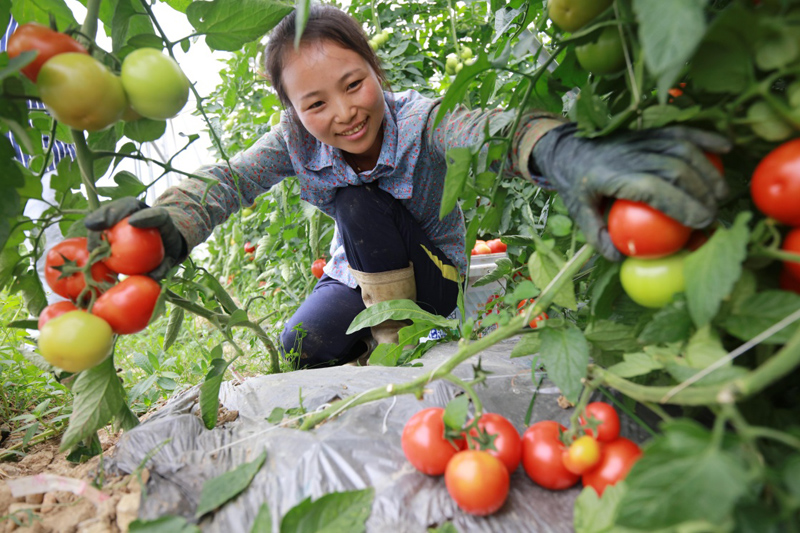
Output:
[85, 197, 188, 280]
[530, 123, 730, 261]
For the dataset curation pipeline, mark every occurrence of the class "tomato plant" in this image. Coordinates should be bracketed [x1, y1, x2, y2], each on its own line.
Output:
[92, 275, 162, 334]
[38, 311, 114, 373]
[120, 48, 191, 120]
[619, 251, 688, 308]
[466, 412, 522, 474]
[44, 237, 118, 301]
[562, 435, 601, 475]
[37, 301, 78, 330]
[311, 258, 327, 279]
[581, 437, 642, 496]
[750, 139, 800, 226]
[103, 217, 165, 275]
[517, 299, 548, 328]
[607, 199, 692, 258]
[782, 228, 800, 281]
[579, 402, 621, 443]
[401, 407, 465, 475]
[575, 26, 625, 75]
[521, 420, 580, 490]
[7, 23, 88, 82]
[445, 450, 509, 516]
[36, 53, 127, 132]
[548, 0, 613, 32]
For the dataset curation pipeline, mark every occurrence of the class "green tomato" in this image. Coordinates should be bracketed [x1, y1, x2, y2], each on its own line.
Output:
[121, 48, 190, 120]
[242, 208, 254, 217]
[747, 101, 792, 142]
[37, 53, 127, 131]
[269, 112, 281, 127]
[575, 26, 626, 75]
[369, 39, 379, 51]
[620, 252, 688, 308]
[549, 0, 613, 32]
[455, 61, 464, 74]
[38, 310, 114, 372]
[445, 55, 459, 75]
[460, 46, 473, 60]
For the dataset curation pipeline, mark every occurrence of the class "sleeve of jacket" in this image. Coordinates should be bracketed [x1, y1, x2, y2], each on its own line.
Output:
[426, 103, 567, 185]
[153, 126, 296, 251]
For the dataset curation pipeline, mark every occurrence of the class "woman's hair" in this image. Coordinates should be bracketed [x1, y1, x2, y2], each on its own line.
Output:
[264, 5, 386, 113]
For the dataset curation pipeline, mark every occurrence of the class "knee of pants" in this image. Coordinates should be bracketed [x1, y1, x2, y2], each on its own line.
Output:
[279, 321, 343, 369]
[334, 185, 383, 227]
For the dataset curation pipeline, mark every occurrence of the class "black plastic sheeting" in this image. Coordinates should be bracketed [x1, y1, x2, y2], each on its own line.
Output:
[109, 336, 649, 532]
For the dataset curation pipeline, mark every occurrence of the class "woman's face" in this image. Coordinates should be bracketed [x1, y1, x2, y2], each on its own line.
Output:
[282, 40, 385, 166]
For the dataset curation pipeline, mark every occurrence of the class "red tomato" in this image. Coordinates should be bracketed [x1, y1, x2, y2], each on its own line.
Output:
[243, 241, 257, 254]
[402, 407, 465, 475]
[467, 413, 522, 474]
[472, 242, 492, 255]
[103, 217, 165, 275]
[445, 450, 509, 516]
[685, 229, 711, 251]
[607, 199, 692, 258]
[311, 258, 326, 279]
[521, 420, 580, 490]
[582, 437, 642, 496]
[751, 139, 800, 226]
[579, 402, 621, 443]
[37, 301, 78, 329]
[783, 228, 800, 280]
[780, 266, 800, 294]
[91, 275, 161, 334]
[562, 435, 601, 475]
[705, 152, 724, 175]
[44, 238, 118, 301]
[517, 299, 548, 328]
[486, 239, 507, 253]
[7, 23, 88, 82]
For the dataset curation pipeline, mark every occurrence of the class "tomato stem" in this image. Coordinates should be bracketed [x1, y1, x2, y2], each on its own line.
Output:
[441, 373, 484, 418]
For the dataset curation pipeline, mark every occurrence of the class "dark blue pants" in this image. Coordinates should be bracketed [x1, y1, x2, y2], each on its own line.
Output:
[280, 184, 460, 369]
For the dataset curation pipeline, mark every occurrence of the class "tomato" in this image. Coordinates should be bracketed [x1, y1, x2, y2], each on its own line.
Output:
[751, 139, 800, 226]
[472, 242, 492, 255]
[243, 241, 257, 254]
[582, 437, 642, 496]
[780, 266, 800, 294]
[311, 258, 327, 279]
[92, 276, 161, 335]
[517, 299, 548, 328]
[486, 238, 507, 253]
[619, 251, 688, 308]
[37, 301, 78, 330]
[44, 238, 118, 301]
[7, 23, 89, 82]
[445, 450, 509, 516]
[103, 217, 165, 275]
[685, 229, 710, 252]
[782, 228, 800, 281]
[549, 0, 613, 32]
[579, 402, 621, 443]
[466, 413, 522, 474]
[705, 152, 724, 175]
[607, 199, 692, 258]
[460, 46, 473, 60]
[121, 48, 190, 120]
[38, 310, 114, 373]
[37, 53, 127, 132]
[747, 101, 792, 142]
[562, 435, 601, 475]
[575, 26, 626, 75]
[402, 407, 466, 475]
[521, 420, 580, 490]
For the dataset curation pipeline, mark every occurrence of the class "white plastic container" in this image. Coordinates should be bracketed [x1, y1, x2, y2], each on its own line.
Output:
[464, 252, 508, 322]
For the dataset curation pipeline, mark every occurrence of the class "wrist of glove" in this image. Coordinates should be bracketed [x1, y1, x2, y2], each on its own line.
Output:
[529, 123, 730, 260]
[84, 197, 188, 280]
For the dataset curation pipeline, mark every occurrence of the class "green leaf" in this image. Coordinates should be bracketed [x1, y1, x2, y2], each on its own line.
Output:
[684, 212, 750, 327]
[279, 488, 374, 533]
[434, 52, 496, 129]
[428, 523, 459, 533]
[163, 308, 184, 351]
[195, 450, 267, 518]
[685, 325, 728, 369]
[111, 0, 157, 54]
[186, 0, 294, 51]
[123, 118, 167, 143]
[346, 300, 458, 334]
[724, 290, 800, 345]
[574, 483, 626, 533]
[665, 363, 746, 386]
[607, 351, 664, 378]
[573, 82, 610, 133]
[87, 128, 120, 179]
[510, 335, 542, 358]
[528, 251, 577, 310]
[472, 258, 512, 287]
[546, 214, 572, 237]
[443, 395, 469, 431]
[584, 320, 640, 353]
[754, 18, 798, 70]
[198, 358, 228, 430]
[60, 357, 126, 452]
[633, 0, 707, 102]
[7, 319, 39, 330]
[637, 299, 693, 344]
[640, 105, 702, 129]
[617, 419, 749, 529]
[251, 503, 272, 533]
[130, 515, 201, 532]
[438, 147, 472, 219]
[688, 5, 754, 94]
[96, 172, 148, 199]
[367, 343, 403, 366]
[203, 272, 240, 314]
[539, 323, 590, 403]
[589, 259, 622, 319]
[11, 0, 79, 30]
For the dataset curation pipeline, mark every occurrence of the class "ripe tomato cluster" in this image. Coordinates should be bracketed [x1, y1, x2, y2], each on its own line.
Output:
[8, 23, 190, 132]
[471, 238, 507, 255]
[401, 402, 641, 516]
[37, 218, 165, 373]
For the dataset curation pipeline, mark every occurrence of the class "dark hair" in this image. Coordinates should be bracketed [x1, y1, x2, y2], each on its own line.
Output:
[264, 5, 386, 114]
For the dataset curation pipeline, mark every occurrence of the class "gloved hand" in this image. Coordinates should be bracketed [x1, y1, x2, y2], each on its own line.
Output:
[530, 123, 731, 261]
[84, 197, 187, 280]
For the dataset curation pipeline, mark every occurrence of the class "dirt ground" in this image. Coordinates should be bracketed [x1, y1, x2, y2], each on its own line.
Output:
[0, 429, 141, 533]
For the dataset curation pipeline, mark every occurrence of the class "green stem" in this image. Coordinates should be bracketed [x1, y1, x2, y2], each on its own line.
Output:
[81, 0, 101, 40]
[71, 132, 100, 211]
[751, 246, 800, 264]
[442, 373, 484, 417]
[0, 429, 59, 460]
[446, 0, 460, 57]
